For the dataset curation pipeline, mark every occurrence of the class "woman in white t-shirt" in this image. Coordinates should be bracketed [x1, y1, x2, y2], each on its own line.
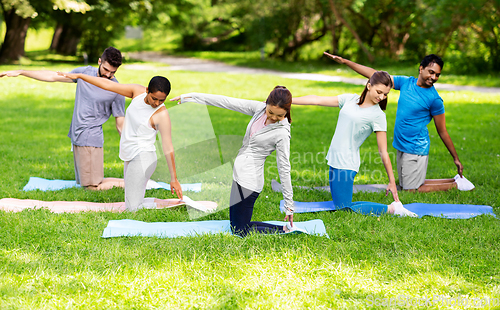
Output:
[58, 72, 183, 211]
[293, 71, 415, 216]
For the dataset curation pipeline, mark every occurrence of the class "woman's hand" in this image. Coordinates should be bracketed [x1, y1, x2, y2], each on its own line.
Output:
[386, 182, 399, 202]
[323, 52, 346, 64]
[0, 70, 21, 78]
[169, 96, 181, 103]
[57, 71, 79, 80]
[170, 179, 183, 199]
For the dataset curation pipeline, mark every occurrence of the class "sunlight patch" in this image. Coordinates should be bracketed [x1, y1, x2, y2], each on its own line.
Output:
[0, 249, 42, 264]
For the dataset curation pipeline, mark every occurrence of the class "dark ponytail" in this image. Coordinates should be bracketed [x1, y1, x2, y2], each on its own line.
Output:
[358, 71, 393, 110]
[266, 85, 292, 123]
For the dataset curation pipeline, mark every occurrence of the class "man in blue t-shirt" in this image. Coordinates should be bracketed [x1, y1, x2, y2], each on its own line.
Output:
[324, 53, 464, 192]
[1, 47, 126, 190]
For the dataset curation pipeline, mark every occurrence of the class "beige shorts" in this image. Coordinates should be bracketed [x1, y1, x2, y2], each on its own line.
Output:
[397, 150, 428, 190]
[73, 145, 104, 187]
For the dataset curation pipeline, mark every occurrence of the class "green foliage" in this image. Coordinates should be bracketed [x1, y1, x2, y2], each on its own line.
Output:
[3, 0, 500, 72]
[0, 63, 499, 308]
[168, 50, 500, 87]
[43, 0, 144, 60]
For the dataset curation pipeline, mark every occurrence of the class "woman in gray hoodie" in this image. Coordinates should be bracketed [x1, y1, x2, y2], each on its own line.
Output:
[172, 86, 302, 237]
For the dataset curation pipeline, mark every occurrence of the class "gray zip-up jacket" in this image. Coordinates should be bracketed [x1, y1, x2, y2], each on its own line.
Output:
[180, 93, 294, 215]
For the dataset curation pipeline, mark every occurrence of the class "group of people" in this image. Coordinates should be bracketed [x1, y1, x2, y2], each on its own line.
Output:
[0, 47, 466, 237]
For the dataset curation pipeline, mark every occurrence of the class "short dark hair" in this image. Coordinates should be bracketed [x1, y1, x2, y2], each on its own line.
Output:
[101, 47, 122, 68]
[148, 76, 171, 96]
[420, 54, 444, 70]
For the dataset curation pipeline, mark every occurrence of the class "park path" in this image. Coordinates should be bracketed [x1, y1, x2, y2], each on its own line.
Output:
[127, 51, 500, 93]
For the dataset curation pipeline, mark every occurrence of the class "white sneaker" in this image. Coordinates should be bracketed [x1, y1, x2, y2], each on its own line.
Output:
[454, 174, 475, 191]
[285, 222, 308, 234]
[390, 201, 417, 217]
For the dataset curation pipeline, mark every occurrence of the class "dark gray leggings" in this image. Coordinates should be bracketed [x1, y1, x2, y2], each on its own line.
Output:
[229, 180, 284, 237]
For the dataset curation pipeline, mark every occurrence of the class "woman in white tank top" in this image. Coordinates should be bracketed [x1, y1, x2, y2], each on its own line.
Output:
[58, 72, 183, 211]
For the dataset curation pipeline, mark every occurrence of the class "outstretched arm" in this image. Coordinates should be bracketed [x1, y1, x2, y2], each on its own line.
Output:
[275, 135, 295, 226]
[152, 107, 183, 199]
[433, 113, 464, 177]
[292, 95, 340, 107]
[376, 131, 399, 201]
[1, 70, 73, 82]
[57, 72, 145, 99]
[324, 52, 381, 80]
[171, 93, 264, 116]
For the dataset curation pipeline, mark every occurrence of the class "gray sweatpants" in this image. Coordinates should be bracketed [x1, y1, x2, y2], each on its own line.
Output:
[397, 150, 429, 190]
[124, 151, 157, 211]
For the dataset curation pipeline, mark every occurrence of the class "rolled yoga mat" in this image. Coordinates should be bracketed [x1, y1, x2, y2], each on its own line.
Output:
[0, 197, 216, 213]
[279, 200, 496, 219]
[101, 219, 329, 238]
[22, 177, 202, 192]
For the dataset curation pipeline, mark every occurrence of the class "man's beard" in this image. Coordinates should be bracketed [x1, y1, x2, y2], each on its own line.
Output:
[98, 64, 112, 79]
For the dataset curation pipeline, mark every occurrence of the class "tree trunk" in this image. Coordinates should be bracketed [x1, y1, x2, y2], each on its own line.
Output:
[330, 20, 342, 55]
[0, 8, 31, 63]
[328, 0, 374, 62]
[56, 25, 82, 55]
[50, 24, 64, 50]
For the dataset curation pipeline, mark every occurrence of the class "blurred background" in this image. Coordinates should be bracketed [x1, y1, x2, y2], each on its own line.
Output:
[1, 0, 499, 76]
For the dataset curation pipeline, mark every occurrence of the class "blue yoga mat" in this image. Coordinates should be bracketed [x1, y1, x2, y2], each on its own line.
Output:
[102, 219, 329, 238]
[280, 200, 496, 219]
[23, 177, 80, 191]
[22, 177, 202, 192]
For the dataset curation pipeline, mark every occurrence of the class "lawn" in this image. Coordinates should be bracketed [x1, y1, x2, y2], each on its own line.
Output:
[0, 62, 499, 309]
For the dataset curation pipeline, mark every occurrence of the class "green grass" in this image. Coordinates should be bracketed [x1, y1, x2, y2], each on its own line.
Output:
[1, 63, 499, 309]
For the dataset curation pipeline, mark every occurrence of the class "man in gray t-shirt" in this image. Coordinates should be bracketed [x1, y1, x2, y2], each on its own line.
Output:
[0, 47, 126, 190]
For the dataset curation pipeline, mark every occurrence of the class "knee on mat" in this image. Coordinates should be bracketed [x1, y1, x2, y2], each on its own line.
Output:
[230, 223, 249, 237]
[125, 199, 144, 212]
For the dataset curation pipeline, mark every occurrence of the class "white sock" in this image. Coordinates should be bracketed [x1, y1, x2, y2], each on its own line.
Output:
[390, 201, 417, 217]
[142, 197, 157, 209]
[454, 174, 475, 191]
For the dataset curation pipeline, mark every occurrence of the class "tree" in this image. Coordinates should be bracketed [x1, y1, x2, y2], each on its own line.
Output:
[328, 0, 374, 62]
[467, 0, 500, 70]
[0, 1, 36, 63]
[0, 0, 89, 63]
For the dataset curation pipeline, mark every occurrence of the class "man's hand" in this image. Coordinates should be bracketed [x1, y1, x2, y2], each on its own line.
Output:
[455, 158, 464, 178]
[57, 71, 79, 80]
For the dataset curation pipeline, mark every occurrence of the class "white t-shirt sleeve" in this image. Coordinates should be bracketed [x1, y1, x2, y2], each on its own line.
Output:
[338, 93, 360, 109]
[181, 93, 264, 116]
[372, 111, 387, 132]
